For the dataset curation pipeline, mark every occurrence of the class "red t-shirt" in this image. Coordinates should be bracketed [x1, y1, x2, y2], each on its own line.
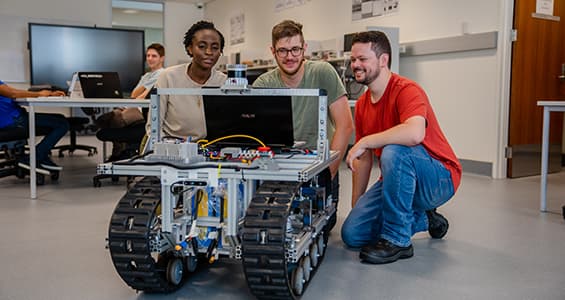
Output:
[354, 73, 462, 191]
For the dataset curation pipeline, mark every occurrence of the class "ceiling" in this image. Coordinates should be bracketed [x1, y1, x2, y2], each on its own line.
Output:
[112, 0, 215, 28]
[112, 0, 216, 12]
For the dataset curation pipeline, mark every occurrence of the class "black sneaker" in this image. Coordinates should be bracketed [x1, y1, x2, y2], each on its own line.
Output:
[40, 158, 63, 171]
[359, 239, 414, 264]
[426, 209, 449, 239]
[17, 161, 51, 175]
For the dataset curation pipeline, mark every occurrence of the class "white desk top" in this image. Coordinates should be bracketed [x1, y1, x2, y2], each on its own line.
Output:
[16, 97, 149, 108]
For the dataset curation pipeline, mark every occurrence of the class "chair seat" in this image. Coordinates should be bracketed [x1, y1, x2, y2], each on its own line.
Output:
[66, 117, 90, 128]
[93, 122, 146, 187]
[96, 122, 146, 143]
[52, 116, 97, 157]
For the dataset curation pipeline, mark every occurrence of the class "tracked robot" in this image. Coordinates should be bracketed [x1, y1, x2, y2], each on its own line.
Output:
[100, 65, 339, 299]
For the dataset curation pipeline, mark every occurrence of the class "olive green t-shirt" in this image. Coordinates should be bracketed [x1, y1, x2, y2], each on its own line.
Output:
[253, 60, 347, 149]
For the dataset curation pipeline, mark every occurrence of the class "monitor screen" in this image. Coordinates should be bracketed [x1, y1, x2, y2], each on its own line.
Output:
[28, 23, 145, 94]
[343, 32, 356, 52]
[203, 94, 294, 149]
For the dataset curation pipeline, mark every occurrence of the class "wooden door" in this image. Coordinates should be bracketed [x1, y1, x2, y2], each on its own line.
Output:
[508, 0, 565, 177]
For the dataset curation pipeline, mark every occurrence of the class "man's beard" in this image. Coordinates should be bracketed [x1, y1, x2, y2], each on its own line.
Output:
[279, 58, 304, 76]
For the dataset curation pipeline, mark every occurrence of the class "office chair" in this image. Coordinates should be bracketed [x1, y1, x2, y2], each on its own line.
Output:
[0, 126, 56, 185]
[92, 108, 147, 187]
[53, 108, 98, 157]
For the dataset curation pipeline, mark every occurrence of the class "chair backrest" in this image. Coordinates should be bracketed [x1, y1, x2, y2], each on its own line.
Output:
[81, 107, 101, 120]
[141, 86, 157, 120]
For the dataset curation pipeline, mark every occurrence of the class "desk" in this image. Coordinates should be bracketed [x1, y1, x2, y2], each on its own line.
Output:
[537, 101, 565, 212]
[16, 97, 149, 199]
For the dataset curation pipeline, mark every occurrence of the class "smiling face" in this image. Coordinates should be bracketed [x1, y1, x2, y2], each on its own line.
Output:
[272, 35, 305, 76]
[146, 48, 164, 71]
[187, 29, 222, 71]
[350, 42, 387, 85]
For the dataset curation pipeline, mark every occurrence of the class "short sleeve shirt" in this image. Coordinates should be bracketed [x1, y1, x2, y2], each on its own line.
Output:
[253, 60, 347, 148]
[354, 73, 462, 190]
[0, 80, 22, 128]
[148, 63, 227, 140]
[134, 68, 164, 91]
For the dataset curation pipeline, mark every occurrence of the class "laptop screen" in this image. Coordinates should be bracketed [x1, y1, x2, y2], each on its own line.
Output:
[78, 72, 123, 98]
[203, 94, 294, 149]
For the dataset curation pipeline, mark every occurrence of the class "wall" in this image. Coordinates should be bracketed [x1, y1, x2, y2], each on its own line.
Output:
[163, 1, 204, 66]
[0, 0, 511, 177]
[0, 0, 113, 88]
[0, 0, 202, 89]
[0, 0, 113, 114]
[204, 0, 510, 177]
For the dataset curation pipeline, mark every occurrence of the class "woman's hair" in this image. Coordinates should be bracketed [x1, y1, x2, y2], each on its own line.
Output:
[183, 20, 225, 57]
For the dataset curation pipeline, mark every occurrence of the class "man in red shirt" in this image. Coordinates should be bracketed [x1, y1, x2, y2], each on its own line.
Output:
[341, 31, 462, 264]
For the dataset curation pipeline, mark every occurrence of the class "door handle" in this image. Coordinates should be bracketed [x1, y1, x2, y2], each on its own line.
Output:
[560, 63, 565, 80]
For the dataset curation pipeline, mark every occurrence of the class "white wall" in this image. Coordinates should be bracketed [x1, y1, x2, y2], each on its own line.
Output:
[0, 0, 112, 23]
[0, 0, 511, 177]
[163, 1, 204, 66]
[0, 0, 113, 89]
[0, 0, 204, 83]
[204, 0, 509, 177]
[0, 0, 113, 114]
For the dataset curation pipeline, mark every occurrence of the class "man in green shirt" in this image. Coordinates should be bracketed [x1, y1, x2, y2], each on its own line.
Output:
[253, 20, 354, 180]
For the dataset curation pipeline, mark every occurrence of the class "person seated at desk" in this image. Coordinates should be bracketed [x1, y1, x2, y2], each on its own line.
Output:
[131, 43, 165, 99]
[96, 43, 165, 160]
[146, 21, 226, 140]
[0, 80, 69, 172]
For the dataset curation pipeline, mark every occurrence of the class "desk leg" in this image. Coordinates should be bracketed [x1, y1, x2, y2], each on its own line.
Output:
[29, 105, 37, 199]
[540, 107, 550, 212]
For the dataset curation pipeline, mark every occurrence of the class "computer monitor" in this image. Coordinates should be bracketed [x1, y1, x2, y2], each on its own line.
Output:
[28, 23, 144, 93]
[343, 32, 356, 52]
[78, 72, 123, 98]
[203, 94, 294, 149]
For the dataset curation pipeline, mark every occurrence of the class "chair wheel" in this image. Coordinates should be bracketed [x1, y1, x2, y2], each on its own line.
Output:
[16, 167, 25, 179]
[111, 175, 120, 183]
[58, 152, 64, 158]
[93, 179, 101, 188]
[37, 174, 45, 186]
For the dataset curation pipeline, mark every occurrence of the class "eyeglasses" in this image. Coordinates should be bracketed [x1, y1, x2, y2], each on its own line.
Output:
[275, 46, 304, 57]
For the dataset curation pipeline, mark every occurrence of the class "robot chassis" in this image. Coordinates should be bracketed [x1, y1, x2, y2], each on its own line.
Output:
[99, 84, 338, 299]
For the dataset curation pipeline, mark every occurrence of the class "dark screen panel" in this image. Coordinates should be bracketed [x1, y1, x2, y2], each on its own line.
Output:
[28, 23, 144, 93]
[203, 95, 294, 148]
[344, 32, 355, 52]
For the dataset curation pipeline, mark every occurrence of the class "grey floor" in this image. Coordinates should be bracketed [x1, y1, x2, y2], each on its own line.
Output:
[1, 136, 565, 300]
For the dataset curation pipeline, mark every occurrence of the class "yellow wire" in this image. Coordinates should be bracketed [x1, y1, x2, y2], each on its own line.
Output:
[200, 134, 266, 148]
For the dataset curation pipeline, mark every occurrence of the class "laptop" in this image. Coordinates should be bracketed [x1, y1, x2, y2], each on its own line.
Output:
[77, 72, 123, 98]
[203, 94, 294, 150]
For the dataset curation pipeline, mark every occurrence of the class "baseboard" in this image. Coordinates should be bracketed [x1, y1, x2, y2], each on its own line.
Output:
[460, 159, 492, 177]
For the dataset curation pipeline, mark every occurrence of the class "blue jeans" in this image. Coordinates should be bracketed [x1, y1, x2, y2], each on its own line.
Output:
[341, 144, 455, 248]
[10, 112, 69, 162]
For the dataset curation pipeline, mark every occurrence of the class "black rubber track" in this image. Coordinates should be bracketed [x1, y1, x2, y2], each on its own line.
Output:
[241, 181, 328, 299]
[108, 176, 184, 293]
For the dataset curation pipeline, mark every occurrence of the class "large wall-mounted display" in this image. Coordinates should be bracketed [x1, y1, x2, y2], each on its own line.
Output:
[28, 23, 145, 94]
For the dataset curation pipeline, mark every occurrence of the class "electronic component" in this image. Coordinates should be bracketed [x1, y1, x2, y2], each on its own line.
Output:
[148, 141, 204, 164]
